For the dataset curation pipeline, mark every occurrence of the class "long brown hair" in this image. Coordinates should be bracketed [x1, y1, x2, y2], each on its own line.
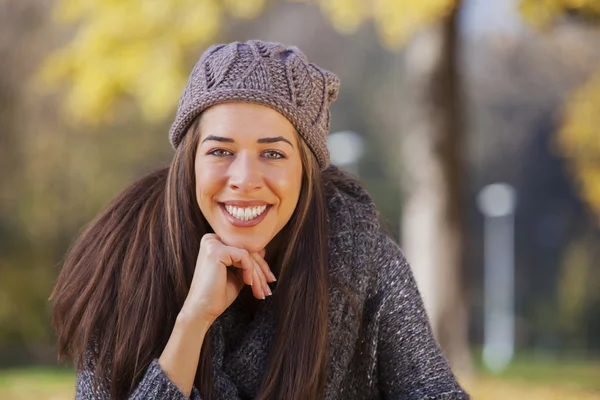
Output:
[50, 116, 330, 399]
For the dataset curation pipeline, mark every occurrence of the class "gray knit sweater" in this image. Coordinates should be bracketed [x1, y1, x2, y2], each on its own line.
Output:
[76, 167, 470, 399]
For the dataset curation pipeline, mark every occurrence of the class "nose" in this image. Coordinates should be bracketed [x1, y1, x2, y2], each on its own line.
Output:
[228, 152, 263, 192]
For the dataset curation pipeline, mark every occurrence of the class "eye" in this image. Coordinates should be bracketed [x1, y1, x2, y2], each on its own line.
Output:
[207, 149, 233, 157]
[262, 150, 286, 160]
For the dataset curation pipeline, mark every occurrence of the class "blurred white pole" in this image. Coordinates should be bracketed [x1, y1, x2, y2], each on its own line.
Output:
[477, 183, 517, 373]
[327, 130, 364, 176]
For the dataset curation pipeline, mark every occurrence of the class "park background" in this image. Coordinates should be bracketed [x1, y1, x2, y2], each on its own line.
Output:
[1, 0, 599, 399]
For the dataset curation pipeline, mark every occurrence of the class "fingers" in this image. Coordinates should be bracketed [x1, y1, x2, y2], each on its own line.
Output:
[227, 249, 256, 286]
[202, 234, 275, 301]
[227, 248, 271, 300]
[212, 244, 254, 288]
[251, 255, 272, 299]
[252, 253, 276, 283]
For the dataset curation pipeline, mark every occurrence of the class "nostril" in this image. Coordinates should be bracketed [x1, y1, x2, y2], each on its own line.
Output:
[228, 178, 262, 191]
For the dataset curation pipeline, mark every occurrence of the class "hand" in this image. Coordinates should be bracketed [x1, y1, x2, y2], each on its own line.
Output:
[181, 234, 277, 324]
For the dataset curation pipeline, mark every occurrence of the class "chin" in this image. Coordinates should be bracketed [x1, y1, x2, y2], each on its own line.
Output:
[218, 232, 268, 253]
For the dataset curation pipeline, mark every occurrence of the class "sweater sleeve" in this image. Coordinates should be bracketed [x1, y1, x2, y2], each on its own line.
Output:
[75, 352, 202, 400]
[375, 233, 470, 400]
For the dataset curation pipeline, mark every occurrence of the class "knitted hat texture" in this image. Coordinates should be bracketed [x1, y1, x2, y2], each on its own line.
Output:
[168, 40, 340, 169]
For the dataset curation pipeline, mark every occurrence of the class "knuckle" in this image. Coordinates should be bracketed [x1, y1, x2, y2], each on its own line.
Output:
[239, 250, 251, 262]
[200, 235, 225, 258]
[200, 234, 216, 245]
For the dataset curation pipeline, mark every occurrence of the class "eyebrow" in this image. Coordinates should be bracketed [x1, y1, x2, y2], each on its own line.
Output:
[201, 135, 294, 148]
[202, 135, 234, 144]
[257, 136, 294, 148]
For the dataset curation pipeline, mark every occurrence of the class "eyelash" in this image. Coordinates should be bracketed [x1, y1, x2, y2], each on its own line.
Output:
[207, 149, 233, 157]
[207, 149, 286, 160]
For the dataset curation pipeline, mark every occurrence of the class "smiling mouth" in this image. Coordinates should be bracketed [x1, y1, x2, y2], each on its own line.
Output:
[222, 204, 269, 221]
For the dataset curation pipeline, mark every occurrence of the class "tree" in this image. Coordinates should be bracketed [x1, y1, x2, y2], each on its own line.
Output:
[519, 1, 600, 352]
[557, 71, 600, 224]
[39, 0, 268, 123]
[520, 0, 600, 225]
[521, 0, 600, 27]
[396, 2, 470, 372]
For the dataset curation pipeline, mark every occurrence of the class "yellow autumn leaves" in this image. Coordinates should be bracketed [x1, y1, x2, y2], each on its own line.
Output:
[557, 70, 600, 222]
[39, 0, 266, 123]
[521, 0, 600, 27]
[308, 0, 455, 46]
[520, 0, 600, 223]
[38, 0, 456, 125]
[38, 0, 600, 223]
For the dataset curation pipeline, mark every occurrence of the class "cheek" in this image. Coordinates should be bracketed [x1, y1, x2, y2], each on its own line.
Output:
[276, 163, 303, 207]
[194, 166, 221, 208]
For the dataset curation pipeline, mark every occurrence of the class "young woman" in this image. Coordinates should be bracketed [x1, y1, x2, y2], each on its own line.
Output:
[51, 40, 470, 400]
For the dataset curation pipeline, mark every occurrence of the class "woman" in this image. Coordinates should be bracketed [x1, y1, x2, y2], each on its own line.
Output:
[51, 40, 470, 400]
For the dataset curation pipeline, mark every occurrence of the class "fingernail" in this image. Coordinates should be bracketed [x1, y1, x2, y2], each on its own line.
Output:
[265, 285, 272, 296]
[269, 272, 277, 282]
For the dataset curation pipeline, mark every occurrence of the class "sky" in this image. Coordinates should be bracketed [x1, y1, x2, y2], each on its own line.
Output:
[462, 0, 524, 36]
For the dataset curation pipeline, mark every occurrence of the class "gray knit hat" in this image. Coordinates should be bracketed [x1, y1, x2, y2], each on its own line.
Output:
[168, 40, 340, 170]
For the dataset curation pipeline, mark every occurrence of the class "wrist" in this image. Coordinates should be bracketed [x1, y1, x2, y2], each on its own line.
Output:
[177, 304, 214, 331]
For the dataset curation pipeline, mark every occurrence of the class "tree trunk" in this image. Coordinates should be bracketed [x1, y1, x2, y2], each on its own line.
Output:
[398, 2, 471, 373]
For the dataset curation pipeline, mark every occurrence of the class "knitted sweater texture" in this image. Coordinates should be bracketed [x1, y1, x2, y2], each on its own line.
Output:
[76, 167, 469, 399]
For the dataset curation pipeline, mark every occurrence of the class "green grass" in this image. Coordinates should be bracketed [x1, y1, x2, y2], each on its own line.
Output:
[0, 367, 74, 400]
[0, 356, 599, 400]
[478, 355, 600, 392]
[467, 355, 600, 400]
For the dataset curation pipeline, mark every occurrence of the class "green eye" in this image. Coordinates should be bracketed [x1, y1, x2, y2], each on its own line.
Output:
[263, 150, 285, 160]
[208, 149, 232, 157]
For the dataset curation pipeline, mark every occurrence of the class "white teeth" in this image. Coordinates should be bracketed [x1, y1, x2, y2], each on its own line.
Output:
[224, 204, 268, 221]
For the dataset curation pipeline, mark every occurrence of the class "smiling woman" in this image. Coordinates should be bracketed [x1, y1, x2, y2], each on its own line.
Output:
[194, 103, 304, 254]
[49, 40, 470, 400]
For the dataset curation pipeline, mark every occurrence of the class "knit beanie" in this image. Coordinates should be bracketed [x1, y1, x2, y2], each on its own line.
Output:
[168, 40, 340, 170]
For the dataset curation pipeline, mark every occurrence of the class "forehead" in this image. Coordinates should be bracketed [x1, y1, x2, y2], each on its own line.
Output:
[198, 102, 298, 142]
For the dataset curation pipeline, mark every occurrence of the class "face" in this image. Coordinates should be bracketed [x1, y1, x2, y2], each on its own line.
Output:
[194, 102, 304, 253]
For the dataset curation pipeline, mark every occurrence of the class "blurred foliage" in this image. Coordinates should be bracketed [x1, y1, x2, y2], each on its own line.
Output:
[38, 0, 266, 124]
[39, 0, 600, 227]
[36, 0, 600, 225]
[304, 0, 456, 47]
[520, 0, 600, 224]
[557, 70, 600, 224]
[39, 0, 457, 125]
[557, 238, 594, 349]
[520, 0, 600, 27]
